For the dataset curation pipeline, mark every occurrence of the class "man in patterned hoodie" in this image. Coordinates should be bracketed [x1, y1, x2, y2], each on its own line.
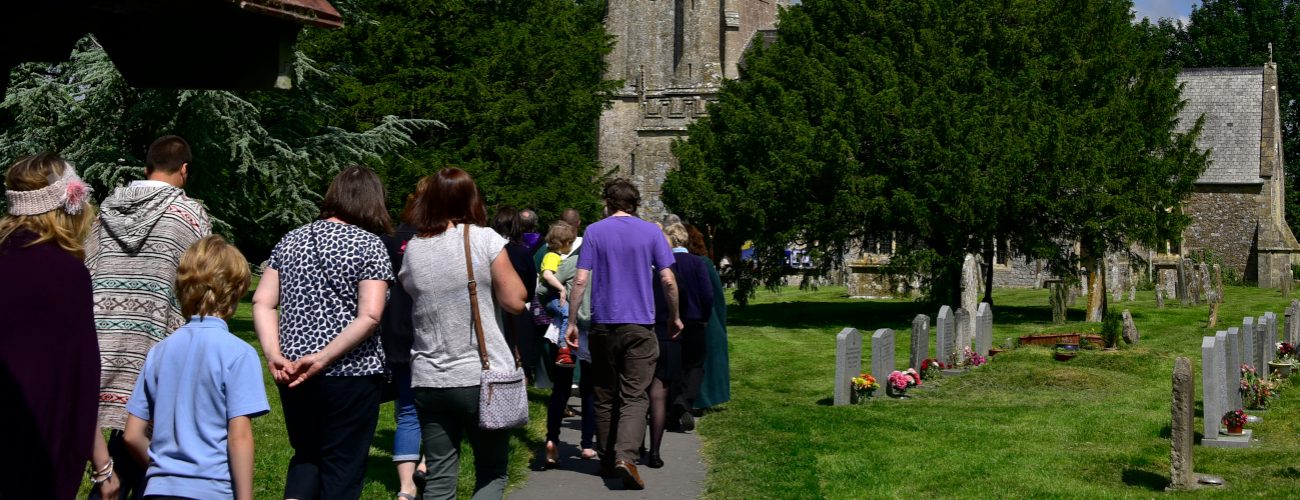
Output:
[85, 135, 210, 498]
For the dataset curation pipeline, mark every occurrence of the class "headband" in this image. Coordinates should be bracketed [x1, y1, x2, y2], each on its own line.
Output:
[5, 163, 93, 216]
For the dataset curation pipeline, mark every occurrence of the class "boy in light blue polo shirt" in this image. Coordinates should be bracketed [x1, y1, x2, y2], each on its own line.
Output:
[123, 235, 269, 500]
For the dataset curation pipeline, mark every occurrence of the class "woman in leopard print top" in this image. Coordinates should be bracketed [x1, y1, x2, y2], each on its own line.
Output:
[252, 165, 395, 499]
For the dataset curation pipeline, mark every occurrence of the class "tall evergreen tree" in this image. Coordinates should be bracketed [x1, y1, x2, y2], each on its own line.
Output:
[303, 0, 619, 223]
[665, 0, 1206, 308]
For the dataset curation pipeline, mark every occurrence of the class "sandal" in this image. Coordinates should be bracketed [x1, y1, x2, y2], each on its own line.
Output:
[545, 440, 558, 468]
[398, 492, 418, 500]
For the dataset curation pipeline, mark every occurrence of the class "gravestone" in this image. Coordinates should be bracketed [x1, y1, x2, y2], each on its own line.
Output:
[936, 306, 955, 366]
[1200, 336, 1224, 440]
[1169, 357, 1195, 490]
[1122, 309, 1139, 345]
[1242, 317, 1256, 370]
[961, 254, 980, 335]
[1156, 288, 1165, 309]
[1287, 302, 1299, 346]
[1256, 315, 1270, 377]
[871, 329, 896, 386]
[834, 328, 862, 406]
[955, 308, 971, 364]
[1177, 259, 1190, 306]
[1129, 284, 1136, 302]
[1049, 280, 1068, 323]
[910, 314, 930, 371]
[1200, 263, 1213, 305]
[1226, 328, 1243, 411]
[1213, 264, 1224, 302]
[976, 303, 992, 357]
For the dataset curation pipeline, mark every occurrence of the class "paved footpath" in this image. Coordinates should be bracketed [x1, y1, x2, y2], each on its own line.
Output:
[510, 396, 705, 499]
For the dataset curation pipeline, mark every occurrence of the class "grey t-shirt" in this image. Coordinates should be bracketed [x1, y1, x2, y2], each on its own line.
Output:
[400, 224, 515, 388]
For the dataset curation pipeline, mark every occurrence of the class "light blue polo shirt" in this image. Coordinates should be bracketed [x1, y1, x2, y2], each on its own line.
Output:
[126, 316, 269, 499]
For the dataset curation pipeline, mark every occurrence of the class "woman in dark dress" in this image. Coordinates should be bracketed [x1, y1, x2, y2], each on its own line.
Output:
[0, 153, 105, 499]
[491, 206, 538, 379]
[686, 224, 730, 410]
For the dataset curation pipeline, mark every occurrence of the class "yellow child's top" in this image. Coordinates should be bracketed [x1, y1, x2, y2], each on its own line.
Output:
[541, 251, 563, 273]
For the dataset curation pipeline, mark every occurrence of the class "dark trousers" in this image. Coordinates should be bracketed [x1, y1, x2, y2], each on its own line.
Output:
[278, 375, 382, 500]
[414, 386, 510, 500]
[673, 321, 709, 413]
[589, 323, 658, 463]
[545, 353, 596, 448]
[88, 430, 147, 500]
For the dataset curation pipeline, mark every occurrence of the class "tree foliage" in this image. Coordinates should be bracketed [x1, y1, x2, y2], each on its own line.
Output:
[0, 37, 433, 259]
[303, 0, 619, 223]
[1157, 0, 1300, 237]
[665, 0, 1207, 305]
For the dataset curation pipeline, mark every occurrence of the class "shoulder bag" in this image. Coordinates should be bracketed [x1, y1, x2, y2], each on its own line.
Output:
[464, 224, 529, 430]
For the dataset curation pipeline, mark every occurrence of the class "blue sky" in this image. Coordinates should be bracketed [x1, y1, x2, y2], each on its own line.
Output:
[1132, 0, 1201, 23]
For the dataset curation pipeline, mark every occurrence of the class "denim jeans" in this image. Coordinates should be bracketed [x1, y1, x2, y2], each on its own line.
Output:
[392, 365, 421, 462]
[545, 298, 569, 344]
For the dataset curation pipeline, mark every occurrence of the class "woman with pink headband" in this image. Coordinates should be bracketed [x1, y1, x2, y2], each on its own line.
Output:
[0, 153, 107, 499]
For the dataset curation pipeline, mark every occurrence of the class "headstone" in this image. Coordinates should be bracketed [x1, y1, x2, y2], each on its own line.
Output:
[1177, 259, 1190, 306]
[1050, 280, 1067, 323]
[1226, 328, 1242, 410]
[1256, 315, 1270, 377]
[1242, 317, 1256, 369]
[961, 254, 980, 335]
[1129, 283, 1136, 302]
[910, 314, 930, 371]
[1189, 263, 1203, 305]
[1202, 331, 1252, 448]
[955, 308, 971, 364]
[1169, 357, 1195, 490]
[834, 328, 862, 406]
[1122, 309, 1139, 344]
[1212, 264, 1224, 302]
[1200, 263, 1212, 305]
[1264, 312, 1278, 369]
[936, 306, 955, 366]
[871, 329, 896, 386]
[1287, 302, 1299, 346]
[1200, 336, 1224, 439]
[1156, 288, 1165, 309]
[976, 303, 992, 357]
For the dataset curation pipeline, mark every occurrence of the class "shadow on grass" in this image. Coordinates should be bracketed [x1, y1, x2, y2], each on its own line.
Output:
[369, 429, 401, 490]
[815, 397, 833, 406]
[1121, 468, 1169, 492]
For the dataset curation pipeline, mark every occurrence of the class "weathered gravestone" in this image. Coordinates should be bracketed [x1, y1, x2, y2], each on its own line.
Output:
[1202, 333, 1251, 448]
[976, 303, 992, 357]
[1200, 263, 1213, 305]
[1213, 264, 1224, 302]
[834, 328, 862, 406]
[1049, 280, 1068, 323]
[1122, 309, 1139, 345]
[1169, 357, 1196, 490]
[871, 329, 896, 386]
[1177, 258, 1190, 306]
[910, 314, 929, 371]
[1242, 317, 1256, 370]
[1156, 288, 1166, 309]
[955, 308, 971, 364]
[1129, 284, 1136, 302]
[1287, 301, 1300, 346]
[961, 254, 980, 335]
[936, 306, 955, 366]
[1226, 328, 1243, 411]
[1256, 315, 1270, 377]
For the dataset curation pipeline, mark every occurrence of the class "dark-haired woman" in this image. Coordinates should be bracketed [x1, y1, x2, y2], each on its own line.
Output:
[253, 165, 394, 499]
[490, 206, 538, 381]
[399, 167, 527, 500]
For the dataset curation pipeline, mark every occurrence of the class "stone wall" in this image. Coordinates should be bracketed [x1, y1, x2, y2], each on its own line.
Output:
[1181, 185, 1264, 281]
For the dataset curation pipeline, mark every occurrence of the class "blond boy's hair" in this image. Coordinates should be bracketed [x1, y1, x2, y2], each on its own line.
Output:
[175, 235, 251, 319]
[545, 221, 577, 254]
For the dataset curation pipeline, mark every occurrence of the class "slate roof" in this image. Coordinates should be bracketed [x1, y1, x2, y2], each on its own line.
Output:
[1176, 67, 1265, 184]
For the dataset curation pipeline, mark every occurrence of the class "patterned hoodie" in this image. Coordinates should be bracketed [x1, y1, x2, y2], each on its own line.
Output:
[84, 182, 210, 430]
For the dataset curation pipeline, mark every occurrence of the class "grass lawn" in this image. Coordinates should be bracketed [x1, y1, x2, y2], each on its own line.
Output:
[82, 280, 549, 499]
[701, 285, 1300, 498]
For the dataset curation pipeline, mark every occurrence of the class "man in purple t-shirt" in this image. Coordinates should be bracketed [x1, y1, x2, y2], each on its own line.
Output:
[566, 179, 680, 490]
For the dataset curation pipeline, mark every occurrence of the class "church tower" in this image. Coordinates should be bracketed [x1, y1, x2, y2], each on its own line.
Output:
[598, 0, 785, 218]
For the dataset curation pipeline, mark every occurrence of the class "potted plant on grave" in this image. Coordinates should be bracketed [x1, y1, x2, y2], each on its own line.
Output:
[920, 358, 944, 381]
[1222, 409, 1247, 435]
[886, 369, 918, 398]
[1053, 343, 1080, 361]
[963, 347, 987, 367]
[1270, 342, 1297, 378]
[1240, 364, 1278, 410]
[850, 372, 878, 403]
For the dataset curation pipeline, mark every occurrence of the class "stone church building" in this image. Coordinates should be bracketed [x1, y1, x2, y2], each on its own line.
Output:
[598, 0, 787, 218]
[1175, 63, 1300, 288]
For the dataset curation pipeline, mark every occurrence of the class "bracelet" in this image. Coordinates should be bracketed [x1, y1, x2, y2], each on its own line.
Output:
[88, 458, 113, 477]
[91, 468, 114, 485]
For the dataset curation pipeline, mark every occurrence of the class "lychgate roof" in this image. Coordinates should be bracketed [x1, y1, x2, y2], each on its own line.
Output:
[1176, 67, 1265, 185]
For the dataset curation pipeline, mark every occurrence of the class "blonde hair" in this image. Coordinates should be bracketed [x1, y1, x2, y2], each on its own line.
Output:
[0, 154, 95, 259]
[663, 223, 689, 248]
[176, 235, 251, 319]
[545, 221, 577, 254]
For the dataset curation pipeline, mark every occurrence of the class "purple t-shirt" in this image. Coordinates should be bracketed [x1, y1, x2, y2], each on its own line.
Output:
[577, 215, 676, 324]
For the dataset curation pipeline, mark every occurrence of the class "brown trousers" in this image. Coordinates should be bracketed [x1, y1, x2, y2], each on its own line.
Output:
[590, 323, 659, 463]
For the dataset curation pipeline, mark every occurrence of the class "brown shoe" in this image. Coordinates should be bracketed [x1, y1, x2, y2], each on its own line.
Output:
[614, 459, 645, 490]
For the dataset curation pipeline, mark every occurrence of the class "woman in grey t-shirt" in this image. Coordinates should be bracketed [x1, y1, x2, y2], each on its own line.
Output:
[398, 167, 527, 500]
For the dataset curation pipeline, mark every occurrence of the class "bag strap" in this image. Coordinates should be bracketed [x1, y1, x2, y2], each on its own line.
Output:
[463, 224, 522, 371]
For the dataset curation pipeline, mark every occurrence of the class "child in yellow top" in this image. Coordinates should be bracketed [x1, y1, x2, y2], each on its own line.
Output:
[540, 222, 577, 367]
